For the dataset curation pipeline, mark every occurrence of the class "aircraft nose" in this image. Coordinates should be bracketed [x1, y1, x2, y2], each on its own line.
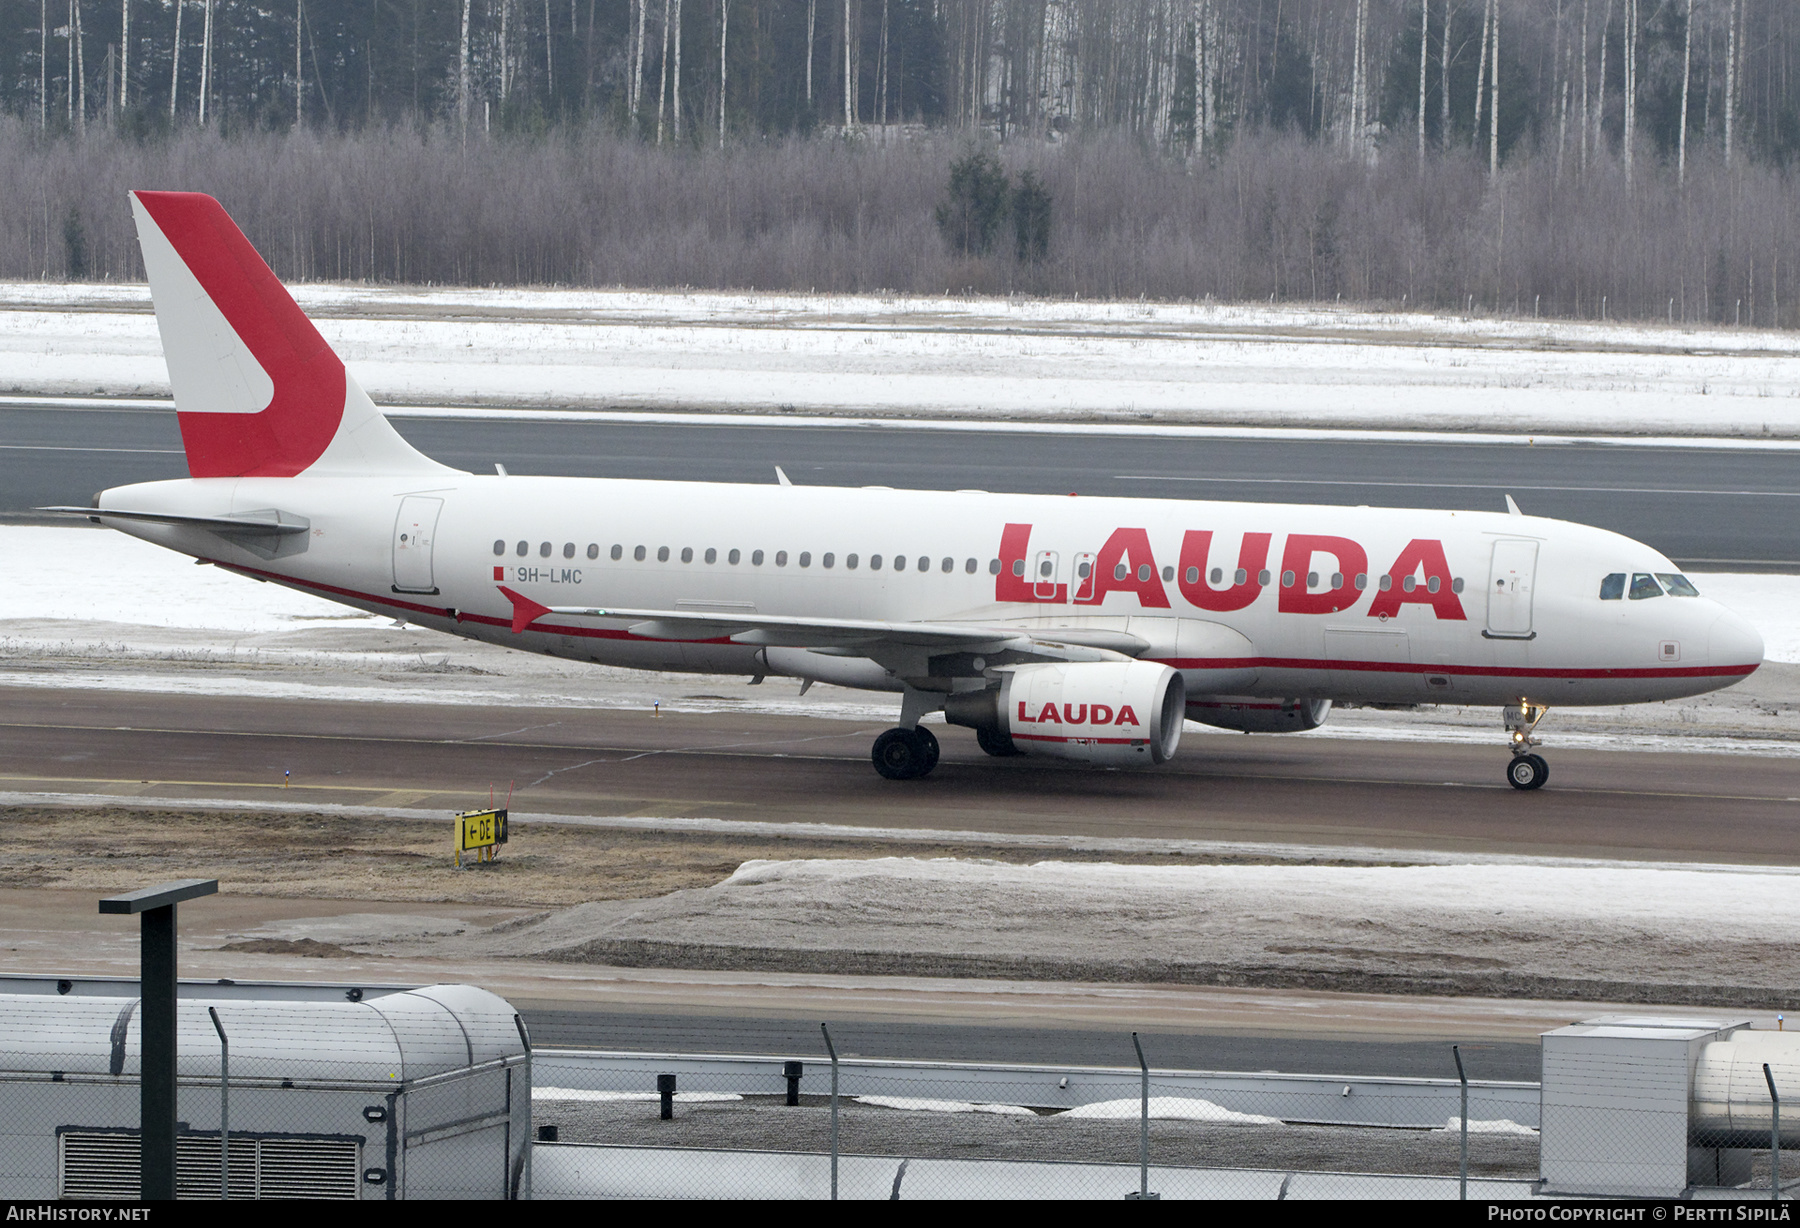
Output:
[1708, 609, 1765, 671]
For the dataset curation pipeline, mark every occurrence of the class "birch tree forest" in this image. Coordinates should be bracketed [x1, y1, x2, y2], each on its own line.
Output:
[5, 0, 1799, 326]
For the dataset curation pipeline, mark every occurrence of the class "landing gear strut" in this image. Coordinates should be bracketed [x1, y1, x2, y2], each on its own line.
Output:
[1504, 703, 1550, 791]
[872, 726, 939, 780]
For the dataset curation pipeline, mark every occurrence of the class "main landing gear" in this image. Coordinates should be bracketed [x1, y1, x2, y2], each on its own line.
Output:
[1504, 703, 1550, 791]
[872, 726, 939, 780]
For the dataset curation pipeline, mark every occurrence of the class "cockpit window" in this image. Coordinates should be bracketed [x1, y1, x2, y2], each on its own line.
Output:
[1628, 573, 1664, 600]
[1599, 573, 1625, 600]
[1656, 573, 1700, 597]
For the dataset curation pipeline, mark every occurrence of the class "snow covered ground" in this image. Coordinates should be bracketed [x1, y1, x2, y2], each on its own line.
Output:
[6, 282, 1800, 436]
[1, 525, 1794, 749]
[281, 853, 1800, 1001]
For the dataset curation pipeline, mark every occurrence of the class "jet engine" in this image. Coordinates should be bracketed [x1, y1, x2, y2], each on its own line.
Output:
[945, 661, 1185, 765]
[1187, 696, 1332, 733]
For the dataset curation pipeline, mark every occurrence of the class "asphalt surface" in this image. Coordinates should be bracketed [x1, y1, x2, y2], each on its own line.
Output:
[5, 687, 1797, 863]
[3, 400, 1797, 569]
[514, 1008, 1541, 1080]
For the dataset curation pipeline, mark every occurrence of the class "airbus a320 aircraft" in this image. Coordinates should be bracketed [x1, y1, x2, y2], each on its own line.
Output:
[49, 192, 1766, 789]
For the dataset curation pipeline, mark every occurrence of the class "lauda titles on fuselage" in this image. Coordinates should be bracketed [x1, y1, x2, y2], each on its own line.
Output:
[53, 191, 1764, 791]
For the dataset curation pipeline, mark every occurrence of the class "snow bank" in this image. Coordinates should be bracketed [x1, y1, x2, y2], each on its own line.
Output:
[854, 1096, 1035, 1117]
[6, 284, 1800, 436]
[1059, 1097, 1282, 1125]
[1437, 1117, 1539, 1136]
[532, 1087, 742, 1104]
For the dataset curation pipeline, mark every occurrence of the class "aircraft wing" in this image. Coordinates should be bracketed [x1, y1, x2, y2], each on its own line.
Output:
[525, 593, 1146, 665]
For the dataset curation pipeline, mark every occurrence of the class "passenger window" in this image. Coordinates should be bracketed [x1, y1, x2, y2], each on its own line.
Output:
[1012, 559, 1026, 577]
[1187, 567, 1201, 584]
[941, 558, 954, 573]
[1599, 573, 1626, 600]
[776, 551, 788, 566]
[539, 542, 552, 558]
[1378, 575, 1392, 591]
[1657, 573, 1700, 597]
[1629, 573, 1663, 600]
[988, 559, 1001, 575]
[657, 546, 670, 562]
[1137, 564, 1152, 582]
[1306, 571, 1319, 588]
[1258, 569, 1272, 585]
[516, 541, 529, 557]
[1401, 576, 1416, 592]
[847, 554, 859, 569]
[633, 545, 646, 561]
[1162, 566, 1174, 582]
[1234, 568, 1247, 585]
[1113, 563, 1128, 581]
[965, 559, 977, 574]
[1078, 562, 1092, 579]
[1452, 577, 1464, 593]
[1426, 576, 1439, 593]
[705, 548, 717, 564]
[492, 540, 505, 556]
[1331, 572, 1344, 589]
[680, 547, 693, 563]
[728, 548, 740, 564]
[752, 550, 764, 565]
[563, 542, 575, 559]
[1281, 570, 1295, 588]
[922, 557, 934, 573]
[611, 544, 623, 560]
[1354, 573, 1367, 590]
[799, 552, 812, 567]
[823, 553, 834, 568]
[587, 544, 599, 560]
[871, 555, 883, 570]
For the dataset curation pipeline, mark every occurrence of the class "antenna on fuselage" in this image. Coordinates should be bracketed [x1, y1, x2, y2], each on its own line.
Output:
[1504, 494, 1522, 517]
[775, 466, 794, 487]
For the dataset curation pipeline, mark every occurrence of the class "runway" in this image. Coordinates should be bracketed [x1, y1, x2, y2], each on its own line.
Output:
[4, 399, 1798, 569]
[5, 686, 1797, 864]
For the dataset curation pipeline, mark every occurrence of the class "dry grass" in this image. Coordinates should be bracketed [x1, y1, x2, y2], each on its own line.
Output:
[0, 806, 1275, 909]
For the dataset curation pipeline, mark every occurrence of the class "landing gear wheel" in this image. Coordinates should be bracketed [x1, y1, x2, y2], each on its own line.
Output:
[872, 727, 936, 780]
[975, 726, 1020, 757]
[1507, 753, 1549, 791]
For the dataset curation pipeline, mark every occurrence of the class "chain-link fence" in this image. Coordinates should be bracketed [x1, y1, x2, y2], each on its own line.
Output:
[9, 980, 1800, 1201]
[528, 1025, 1543, 1200]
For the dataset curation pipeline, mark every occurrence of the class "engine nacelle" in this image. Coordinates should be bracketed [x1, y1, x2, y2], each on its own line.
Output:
[946, 661, 1185, 765]
[1187, 695, 1332, 734]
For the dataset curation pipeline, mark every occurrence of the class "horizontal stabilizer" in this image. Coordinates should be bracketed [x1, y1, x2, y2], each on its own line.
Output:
[38, 506, 311, 536]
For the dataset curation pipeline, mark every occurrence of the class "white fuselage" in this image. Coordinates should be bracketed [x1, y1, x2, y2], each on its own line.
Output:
[99, 472, 1765, 710]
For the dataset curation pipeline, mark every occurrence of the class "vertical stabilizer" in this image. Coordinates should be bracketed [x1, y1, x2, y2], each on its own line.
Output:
[130, 190, 453, 478]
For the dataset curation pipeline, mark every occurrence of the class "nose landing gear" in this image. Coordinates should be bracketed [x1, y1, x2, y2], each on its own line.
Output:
[1504, 703, 1550, 790]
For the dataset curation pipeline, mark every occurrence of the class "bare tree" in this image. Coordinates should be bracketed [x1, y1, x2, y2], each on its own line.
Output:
[1579, 0, 1590, 170]
[1418, 0, 1429, 165]
[501, 0, 513, 105]
[296, 0, 304, 127]
[1473, 0, 1492, 149]
[1623, 0, 1636, 184]
[40, 0, 47, 129]
[458, 0, 471, 137]
[73, 0, 85, 131]
[843, 0, 855, 128]
[198, 0, 211, 125]
[1441, 0, 1453, 149]
[1724, 0, 1738, 167]
[1593, 0, 1611, 162]
[629, 0, 645, 127]
[1678, 0, 1692, 183]
[656, 0, 670, 142]
[718, 0, 727, 147]
[806, 0, 815, 106]
[545, 0, 555, 96]
[167, 0, 179, 122]
[672, 0, 683, 140]
[1489, 0, 1499, 178]
[119, 0, 129, 110]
